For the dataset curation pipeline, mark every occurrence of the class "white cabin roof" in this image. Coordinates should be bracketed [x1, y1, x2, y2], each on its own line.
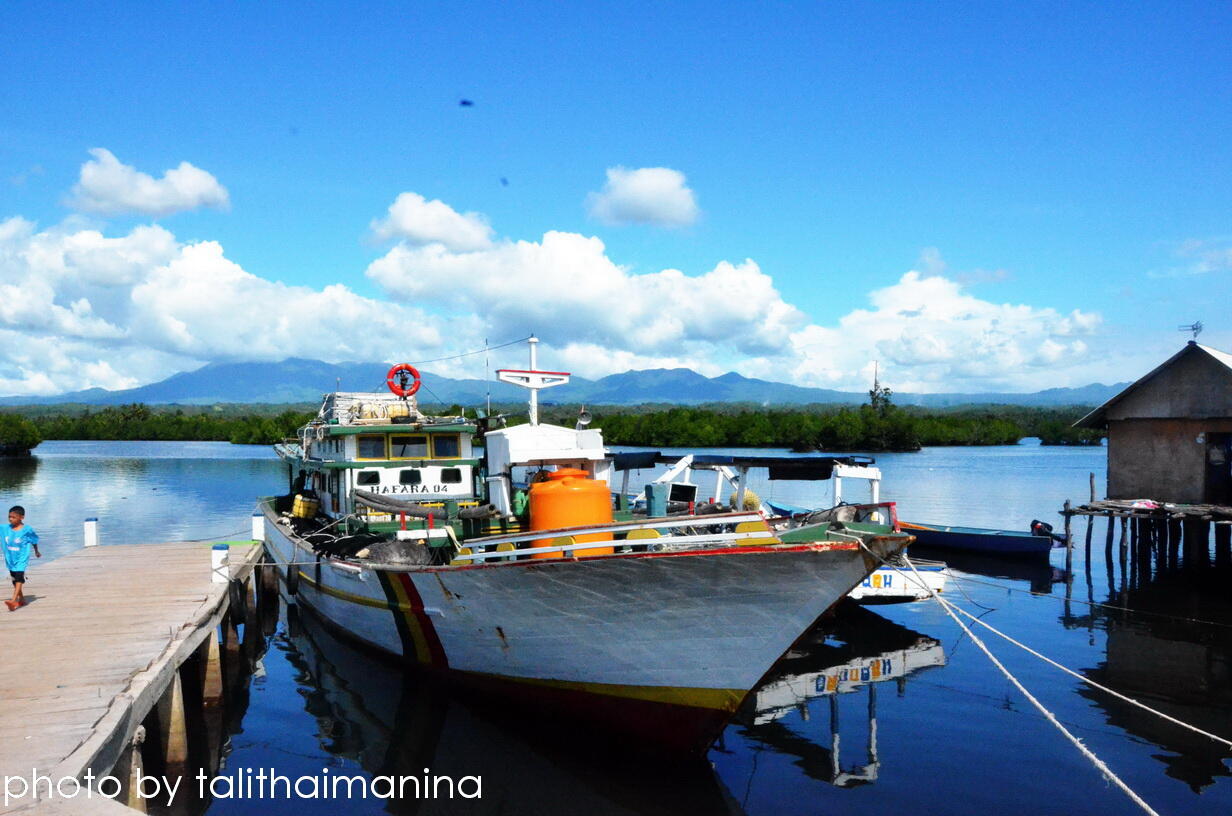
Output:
[483, 422, 607, 471]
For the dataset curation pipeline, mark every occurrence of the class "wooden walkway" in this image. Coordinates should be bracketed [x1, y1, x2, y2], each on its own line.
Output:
[0, 541, 262, 814]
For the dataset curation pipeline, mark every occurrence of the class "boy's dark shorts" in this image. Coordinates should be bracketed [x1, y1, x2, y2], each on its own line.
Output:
[9, 571, 24, 584]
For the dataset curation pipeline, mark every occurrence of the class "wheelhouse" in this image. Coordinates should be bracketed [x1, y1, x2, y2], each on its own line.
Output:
[276, 390, 480, 524]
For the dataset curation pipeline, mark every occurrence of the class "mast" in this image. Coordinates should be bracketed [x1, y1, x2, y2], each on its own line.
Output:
[529, 336, 540, 425]
[495, 335, 570, 426]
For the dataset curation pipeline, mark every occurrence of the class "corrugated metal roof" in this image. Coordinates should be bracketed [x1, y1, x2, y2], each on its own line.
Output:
[1074, 341, 1232, 428]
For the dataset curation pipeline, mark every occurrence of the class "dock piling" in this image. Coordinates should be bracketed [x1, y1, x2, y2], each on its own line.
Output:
[1063, 500, 1073, 582]
[155, 670, 190, 780]
[1216, 523, 1231, 568]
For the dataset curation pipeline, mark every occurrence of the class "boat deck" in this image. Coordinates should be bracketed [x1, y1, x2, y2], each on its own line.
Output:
[0, 541, 261, 814]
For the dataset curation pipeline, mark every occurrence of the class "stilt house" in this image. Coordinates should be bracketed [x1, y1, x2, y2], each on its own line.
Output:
[1076, 341, 1232, 504]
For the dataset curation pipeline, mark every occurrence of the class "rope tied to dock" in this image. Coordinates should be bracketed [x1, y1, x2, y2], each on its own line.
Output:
[858, 543, 1167, 816]
[945, 571, 1232, 630]
[863, 546, 1232, 748]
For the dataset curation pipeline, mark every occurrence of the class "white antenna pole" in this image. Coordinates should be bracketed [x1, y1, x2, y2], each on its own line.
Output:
[485, 338, 491, 417]
[528, 335, 539, 426]
[495, 336, 569, 425]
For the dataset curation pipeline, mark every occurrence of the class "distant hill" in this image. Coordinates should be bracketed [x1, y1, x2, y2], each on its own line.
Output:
[0, 358, 1128, 408]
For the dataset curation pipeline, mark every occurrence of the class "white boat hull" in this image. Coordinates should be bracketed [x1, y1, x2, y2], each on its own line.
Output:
[847, 561, 948, 602]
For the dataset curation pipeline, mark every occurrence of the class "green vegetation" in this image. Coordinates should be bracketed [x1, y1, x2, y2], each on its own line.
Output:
[1, 398, 1106, 451]
[540, 402, 1102, 452]
[9, 404, 314, 445]
[0, 414, 42, 454]
[1034, 419, 1105, 446]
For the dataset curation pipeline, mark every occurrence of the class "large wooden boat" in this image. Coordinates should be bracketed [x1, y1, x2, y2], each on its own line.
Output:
[261, 342, 911, 754]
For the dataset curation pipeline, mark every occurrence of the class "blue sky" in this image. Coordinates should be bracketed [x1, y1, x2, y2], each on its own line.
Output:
[2, 1, 1229, 396]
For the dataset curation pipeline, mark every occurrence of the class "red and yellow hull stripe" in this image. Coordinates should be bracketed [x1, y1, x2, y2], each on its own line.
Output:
[376, 571, 450, 668]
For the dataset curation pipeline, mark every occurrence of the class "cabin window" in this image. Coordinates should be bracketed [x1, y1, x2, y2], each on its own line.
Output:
[357, 434, 387, 459]
[440, 467, 462, 484]
[356, 471, 380, 486]
[391, 434, 429, 458]
[432, 434, 461, 459]
[399, 469, 422, 485]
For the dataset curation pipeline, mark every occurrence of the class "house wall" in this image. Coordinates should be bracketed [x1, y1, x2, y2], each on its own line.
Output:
[1107, 419, 1232, 502]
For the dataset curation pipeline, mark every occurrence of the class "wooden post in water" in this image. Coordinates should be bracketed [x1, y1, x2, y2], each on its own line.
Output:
[1083, 515, 1094, 604]
[120, 725, 149, 813]
[1118, 516, 1129, 594]
[1152, 517, 1165, 570]
[1167, 516, 1182, 570]
[200, 633, 224, 771]
[1216, 523, 1231, 568]
[1128, 517, 1139, 589]
[1137, 518, 1153, 586]
[155, 670, 189, 781]
[1104, 520, 1116, 602]
[1182, 518, 1210, 569]
[1063, 500, 1073, 588]
[1089, 472, 1096, 502]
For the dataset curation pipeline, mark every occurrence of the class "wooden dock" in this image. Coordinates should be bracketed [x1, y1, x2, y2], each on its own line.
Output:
[0, 541, 265, 814]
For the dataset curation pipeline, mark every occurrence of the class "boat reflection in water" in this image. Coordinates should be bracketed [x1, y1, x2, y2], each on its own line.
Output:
[277, 600, 743, 815]
[910, 545, 1066, 594]
[1066, 565, 1232, 791]
[730, 604, 945, 787]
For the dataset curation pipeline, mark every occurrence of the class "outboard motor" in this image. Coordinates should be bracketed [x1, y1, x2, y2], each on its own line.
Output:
[1030, 519, 1067, 545]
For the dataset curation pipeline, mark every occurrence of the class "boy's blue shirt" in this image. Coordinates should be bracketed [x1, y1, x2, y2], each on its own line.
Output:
[2, 525, 38, 572]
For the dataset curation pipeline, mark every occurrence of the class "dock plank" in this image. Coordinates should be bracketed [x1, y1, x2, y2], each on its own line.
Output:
[0, 541, 260, 814]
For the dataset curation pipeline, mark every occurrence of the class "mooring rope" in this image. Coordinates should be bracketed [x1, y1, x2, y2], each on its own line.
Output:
[867, 546, 1232, 748]
[944, 571, 1232, 630]
[858, 542, 1162, 815]
[900, 558, 1162, 816]
[938, 594, 1232, 750]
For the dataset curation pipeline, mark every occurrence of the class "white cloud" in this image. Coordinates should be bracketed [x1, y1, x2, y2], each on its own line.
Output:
[367, 198, 1104, 390]
[1149, 238, 1232, 278]
[784, 266, 1101, 391]
[69, 148, 230, 217]
[0, 188, 1109, 397]
[0, 217, 462, 395]
[367, 226, 803, 360]
[370, 192, 494, 251]
[586, 166, 699, 227]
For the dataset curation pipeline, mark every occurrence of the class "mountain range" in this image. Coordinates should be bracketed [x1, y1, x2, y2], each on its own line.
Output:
[0, 358, 1127, 408]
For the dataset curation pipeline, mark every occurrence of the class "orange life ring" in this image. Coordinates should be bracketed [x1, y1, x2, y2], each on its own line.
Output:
[386, 363, 422, 397]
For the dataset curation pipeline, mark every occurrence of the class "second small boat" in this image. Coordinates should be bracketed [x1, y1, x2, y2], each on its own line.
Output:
[899, 520, 1061, 559]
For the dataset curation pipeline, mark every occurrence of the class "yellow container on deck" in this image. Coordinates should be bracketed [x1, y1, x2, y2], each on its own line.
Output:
[292, 493, 319, 519]
[528, 468, 613, 558]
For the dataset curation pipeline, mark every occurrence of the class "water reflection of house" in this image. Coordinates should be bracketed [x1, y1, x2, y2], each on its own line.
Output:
[1066, 572, 1232, 791]
[1076, 341, 1232, 504]
[734, 605, 945, 787]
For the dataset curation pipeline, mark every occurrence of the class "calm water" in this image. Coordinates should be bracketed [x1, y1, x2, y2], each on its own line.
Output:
[3, 441, 1229, 815]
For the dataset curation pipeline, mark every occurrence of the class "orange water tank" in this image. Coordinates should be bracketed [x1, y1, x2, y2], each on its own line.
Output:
[528, 468, 614, 558]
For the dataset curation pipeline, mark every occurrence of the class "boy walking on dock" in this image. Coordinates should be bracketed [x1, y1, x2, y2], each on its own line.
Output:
[4, 505, 40, 610]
